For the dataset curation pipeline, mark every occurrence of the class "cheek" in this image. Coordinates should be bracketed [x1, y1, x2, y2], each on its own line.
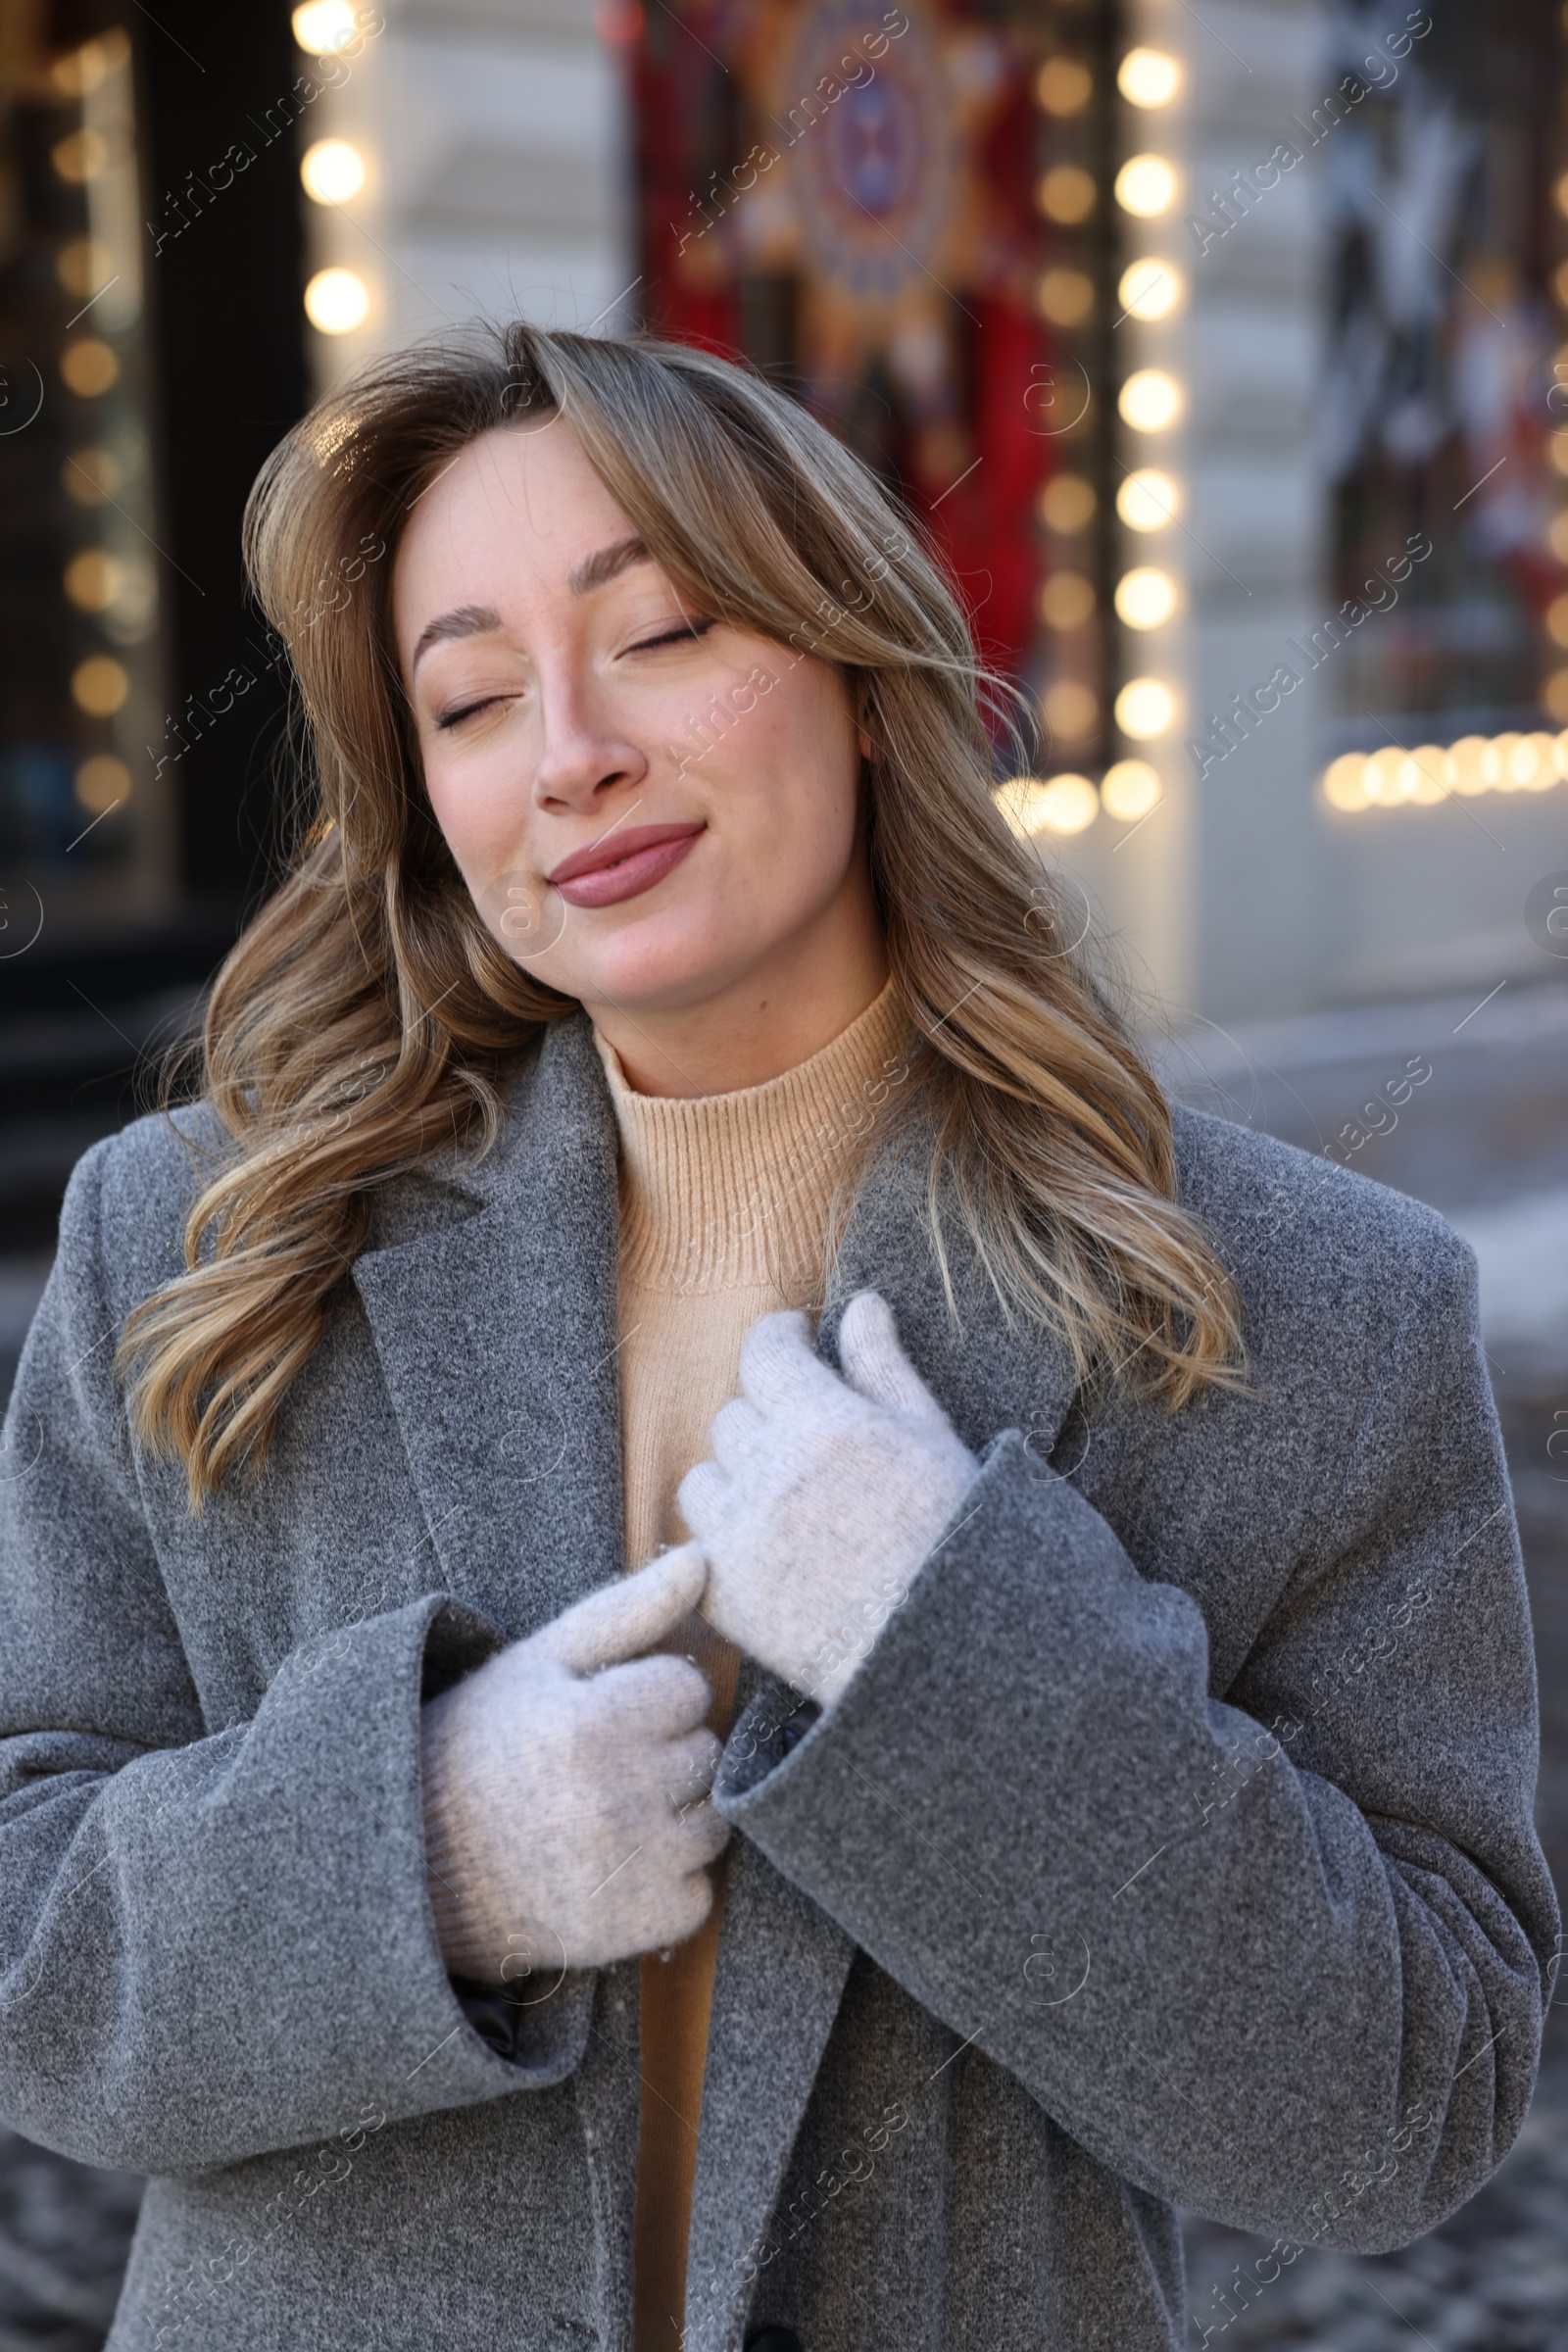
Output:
[715, 670, 859, 849]
[425, 788, 533, 956]
[421, 752, 528, 878]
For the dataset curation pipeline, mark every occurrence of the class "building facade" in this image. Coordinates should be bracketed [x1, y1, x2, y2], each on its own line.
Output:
[4, 0, 1566, 1048]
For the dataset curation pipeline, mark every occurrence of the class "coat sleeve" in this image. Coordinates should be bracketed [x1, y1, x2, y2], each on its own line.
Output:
[711, 1224, 1559, 2254]
[0, 1137, 597, 2177]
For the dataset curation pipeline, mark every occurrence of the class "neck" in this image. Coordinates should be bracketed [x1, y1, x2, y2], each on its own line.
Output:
[583, 893, 890, 1099]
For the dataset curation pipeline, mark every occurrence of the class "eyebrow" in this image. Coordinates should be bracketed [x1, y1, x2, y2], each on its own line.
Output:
[408, 538, 653, 676]
[410, 604, 502, 674]
[566, 534, 651, 597]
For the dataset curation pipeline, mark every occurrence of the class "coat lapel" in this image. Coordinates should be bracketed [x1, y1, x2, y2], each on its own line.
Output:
[684, 1715, 858, 2352]
[818, 1094, 1083, 1462]
[686, 1094, 1084, 2348]
[350, 1009, 626, 1641]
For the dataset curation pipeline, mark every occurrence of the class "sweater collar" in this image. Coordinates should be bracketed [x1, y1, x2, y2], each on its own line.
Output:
[587, 977, 913, 1295]
[367, 984, 1079, 1464]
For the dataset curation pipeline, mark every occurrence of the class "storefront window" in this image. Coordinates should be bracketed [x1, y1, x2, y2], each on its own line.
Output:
[1319, 0, 1568, 808]
[0, 10, 172, 916]
[633, 0, 1133, 797]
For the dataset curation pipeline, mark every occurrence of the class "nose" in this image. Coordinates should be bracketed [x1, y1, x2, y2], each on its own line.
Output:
[531, 659, 648, 815]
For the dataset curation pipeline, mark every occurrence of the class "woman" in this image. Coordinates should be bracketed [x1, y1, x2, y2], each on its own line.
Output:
[0, 322, 1555, 2352]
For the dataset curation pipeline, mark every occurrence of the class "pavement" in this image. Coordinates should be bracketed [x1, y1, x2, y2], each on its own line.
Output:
[0, 977, 1564, 2348]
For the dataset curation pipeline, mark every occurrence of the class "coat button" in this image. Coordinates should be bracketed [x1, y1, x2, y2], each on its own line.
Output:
[744, 2329, 803, 2352]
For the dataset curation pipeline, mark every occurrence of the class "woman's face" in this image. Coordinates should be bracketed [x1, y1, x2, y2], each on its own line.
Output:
[392, 415, 878, 1041]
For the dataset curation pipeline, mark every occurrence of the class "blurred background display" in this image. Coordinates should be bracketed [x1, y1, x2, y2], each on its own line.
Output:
[636, 0, 1064, 690]
[633, 0, 1155, 801]
[0, 21, 167, 895]
[0, 0, 303, 1271]
[1321, 0, 1568, 741]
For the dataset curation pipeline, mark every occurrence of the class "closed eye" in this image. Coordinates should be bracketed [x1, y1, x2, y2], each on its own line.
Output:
[631, 617, 715, 654]
[434, 695, 509, 731]
[434, 615, 714, 727]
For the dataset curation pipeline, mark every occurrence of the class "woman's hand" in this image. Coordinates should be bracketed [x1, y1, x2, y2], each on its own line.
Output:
[420, 1545, 729, 1984]
[678, 1291, 980, 1710]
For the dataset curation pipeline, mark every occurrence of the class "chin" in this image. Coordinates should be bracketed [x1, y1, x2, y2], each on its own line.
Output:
[549, 910, 752, 1014]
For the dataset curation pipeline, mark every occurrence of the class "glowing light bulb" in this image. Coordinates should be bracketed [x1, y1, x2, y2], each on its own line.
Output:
[1042, 681, 1099, 741]
[1100, 760, 1161, 819]
[1117, 468, 1181, 531]
[49, 30, 127, 97]
[1445, 737, 1489, 794]
[71, 655, 128, 715]
[1036, 58, 1092, 116]
[64, 550, 122, 612]
[995, 776, 1046, 836]
[63, 447, 121, 505]
[1115, 155, 1177, 219]
[1037, 165, 1096, 224]
[51, 128, 109, 182]
[1118, 47, 1182, 107]
[1481, 733, 1521, 789]
[1035, 774, 1100, 833]
[301, 139, 368, 204]
[305, 268, 370, 333]
[75, 755, 128, 813]
[1040, 474, 1096, 533]
[1118, 260, 1184, 321]
[1114, 677, 1176, 739]
[292, 1, 359, 52]
[1119, 370, 1182, 432]
[1523, 730, 1562, 789]
[1361, 747, 1406, 804]
[1321, 754, 1369, 810]
[1508, 733, 1555, 788]
[57, 238, 114, 299]
[1036, 268, 1095, 327]
[1041, 572, 1096, 628]
[1003, 773, 1102, 835]
[1404, 748, 1448, 804]
[1114, 567, 1177, 629]
[60, 341, 118, 397]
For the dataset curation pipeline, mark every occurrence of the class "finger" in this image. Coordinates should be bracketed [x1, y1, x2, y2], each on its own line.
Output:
[536, 1543, 708, 1676]
[708, 1396, 766, 1476]
[664, 1725, 721, 1813]
[839, 1290, 950, 1426]
[679, 1802, 732, 1869]
[670, 1866, 719, 1940]
[738, 1306, 852, 1420]
[676, 1457, 731, 1543]
[618, 1864, 718, 1963]
[597, 1650, 713, 1738]
[577, 1875, 710, 1969]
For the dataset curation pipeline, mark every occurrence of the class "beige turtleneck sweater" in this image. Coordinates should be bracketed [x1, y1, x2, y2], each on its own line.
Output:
[589, 974, 911, 2352]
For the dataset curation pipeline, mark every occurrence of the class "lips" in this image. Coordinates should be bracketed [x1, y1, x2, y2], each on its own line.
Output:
[545, 820, 706, 909]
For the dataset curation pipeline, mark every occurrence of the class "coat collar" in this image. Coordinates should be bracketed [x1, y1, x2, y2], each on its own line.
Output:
[354, 1003, 1080, 1530]
[351, 1002, 1079, 2347]
[349, 1009, 627, 1637]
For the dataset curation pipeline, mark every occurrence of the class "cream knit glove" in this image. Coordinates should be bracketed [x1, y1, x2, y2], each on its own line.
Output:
[677, 1291, 980, 1711]
[421, 1546, 730, 1984]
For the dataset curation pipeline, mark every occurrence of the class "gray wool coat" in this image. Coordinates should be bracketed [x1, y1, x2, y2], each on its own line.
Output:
[0, 1004, 1555, 2352]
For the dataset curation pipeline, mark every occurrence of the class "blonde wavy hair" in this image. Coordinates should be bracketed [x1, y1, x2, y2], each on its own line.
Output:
[119, 319, 1245, 1508]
